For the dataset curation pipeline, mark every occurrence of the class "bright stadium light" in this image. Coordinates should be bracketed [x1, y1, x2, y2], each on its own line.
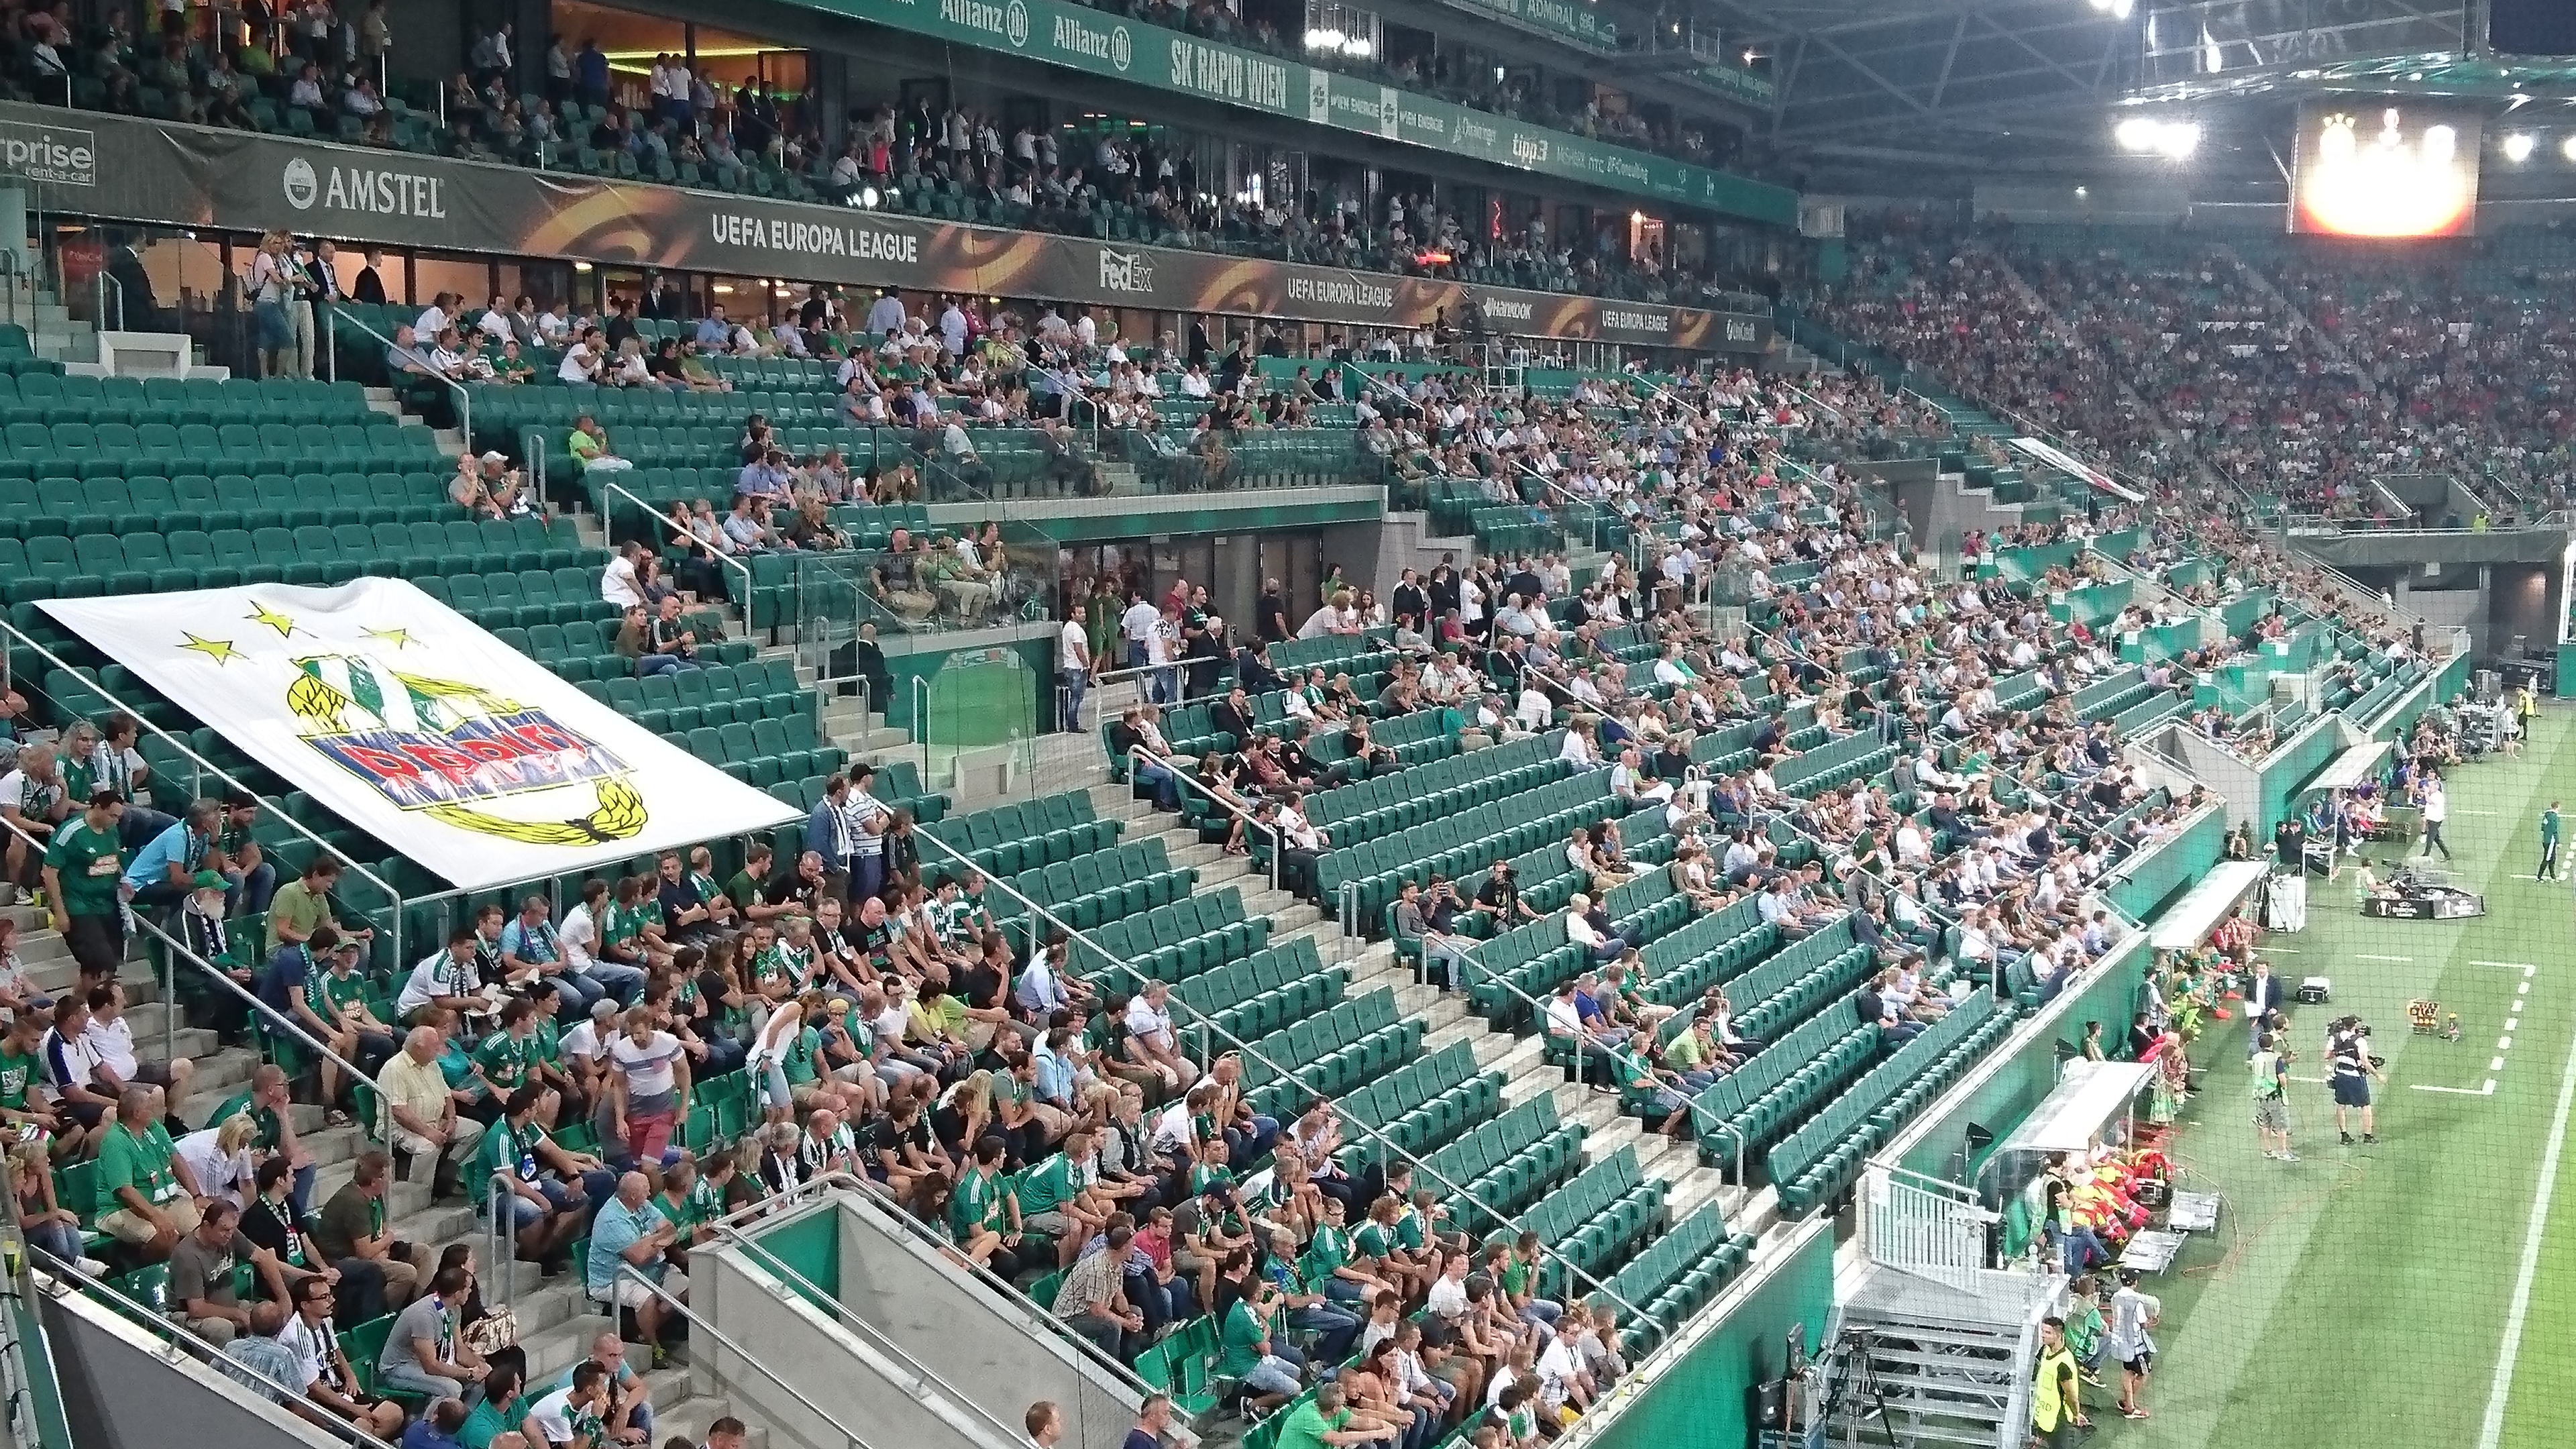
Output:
[2562, 135, 2576, 162]
[2506, 132, 2536, 162]
[2157, 121, 2201, 158]
[2110, 0, 2133, 15]
[2115, 117, 2161, 151]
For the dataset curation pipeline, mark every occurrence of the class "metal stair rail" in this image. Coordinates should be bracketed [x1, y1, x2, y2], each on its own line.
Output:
[1859, 1165, 1991, 1289]
[613, 1263, 892, 1449]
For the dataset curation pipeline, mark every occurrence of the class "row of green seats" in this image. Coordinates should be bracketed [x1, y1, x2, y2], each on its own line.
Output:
[1690, 1004, 1879, 1173]
[1166, 936, 1344, 1044]
[922, 790, 1123, 879]
[1500, 1148, 1663, 1296]
[998, 839, 1195, 932]
[1731, 918, 1876, 1042]
[0, 517, 588, 604]
[1422, 1095, 1582, 1222]
[0, 415, 435, 473]
[1230, 987, 1422, 1122]
[1332, 1040, 1504, 1172]
[1771, 994, 2014, 1218]
[1075, 888, 1269, 991]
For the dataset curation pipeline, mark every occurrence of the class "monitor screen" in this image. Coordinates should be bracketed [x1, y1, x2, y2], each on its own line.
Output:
[2290, 101, 2482, 238]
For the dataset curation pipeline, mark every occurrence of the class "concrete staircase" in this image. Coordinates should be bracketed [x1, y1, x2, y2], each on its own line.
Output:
[0, 894, 735, 1433]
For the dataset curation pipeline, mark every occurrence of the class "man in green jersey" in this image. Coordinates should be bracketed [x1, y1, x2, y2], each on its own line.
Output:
[42, 788, 128, 987]
[2542, 799, 2562, 881]
[96, 1085, 203, 1256]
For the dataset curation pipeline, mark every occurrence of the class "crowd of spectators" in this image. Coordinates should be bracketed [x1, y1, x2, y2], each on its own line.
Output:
[1813, 213, 2576, 523]
[5, 0, 1772, 312]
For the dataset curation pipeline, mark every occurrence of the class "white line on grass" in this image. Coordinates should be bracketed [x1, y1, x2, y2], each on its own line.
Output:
[2459, 809, 2504, 816]
[2356, 953, 2415, 962]
[2474, 996, 2576, 1449]
[2493, 1057, 2508, 1072]
[2416, 1081, 2499, 1095]
[2474, 962, 2542, 974]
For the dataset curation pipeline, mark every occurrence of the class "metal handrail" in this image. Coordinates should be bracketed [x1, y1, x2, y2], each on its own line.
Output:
[125, 908, 381, 1097]
[1128, 745, 1280, 894]
[598, 476, 756, 603]
[906, 829, 1657, 1330]
[1332, 360, 1417, 417]
[94, 269, 123, 333]
[0, 616, 407, 961]
[523, 430, 549, 513]
[330, 307, 473, 459]
[612, 1263, 884, 1449]
[723, 1220, 1057, 1449]
[700, 1170, 1160, 1400]
[25, 1245, 405, 1449]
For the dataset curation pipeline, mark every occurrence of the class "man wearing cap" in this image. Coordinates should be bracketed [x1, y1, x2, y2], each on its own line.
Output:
[205, 794, 273, 918]
[174, 868, 255, 1038]
[123, 798, 221, 924]
[42, 788, 129, 989]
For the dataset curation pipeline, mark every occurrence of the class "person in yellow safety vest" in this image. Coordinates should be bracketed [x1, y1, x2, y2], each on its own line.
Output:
[2031, 1315, 2088, 1448]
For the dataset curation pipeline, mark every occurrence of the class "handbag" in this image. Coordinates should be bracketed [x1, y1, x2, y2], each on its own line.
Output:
[462, 1305, 519, 1356]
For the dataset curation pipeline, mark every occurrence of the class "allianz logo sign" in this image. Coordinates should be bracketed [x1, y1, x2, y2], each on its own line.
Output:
[942, 0, 1027, 48]
[1099, 248, 1155, 293]
[1053, 13, 1131, 69]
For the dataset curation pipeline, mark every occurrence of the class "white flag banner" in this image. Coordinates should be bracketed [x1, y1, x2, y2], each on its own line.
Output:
[2006, 436, 2147, 505]
[38, 579, 797, 891]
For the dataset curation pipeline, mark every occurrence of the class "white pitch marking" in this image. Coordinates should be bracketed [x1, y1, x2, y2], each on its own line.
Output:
[2474, 994, 2576, 1449]
[2473, 961, 2541, 973]
[2412, 1080, 2499, 1095]
[2356, 953, 2414, 962]
[2501, 1036, 2516, 1051]
[2493, 1057, 2508, 1072]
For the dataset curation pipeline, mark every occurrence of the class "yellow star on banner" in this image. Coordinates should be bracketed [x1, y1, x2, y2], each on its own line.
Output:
[178, 633, 239, 664]
[247, 602, 301, 638]
[362, 627, 415, 650]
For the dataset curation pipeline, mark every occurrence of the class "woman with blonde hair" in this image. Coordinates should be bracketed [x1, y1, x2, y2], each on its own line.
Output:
[174, 1112, 264, 1211]
[11, 1139, 100, 1273]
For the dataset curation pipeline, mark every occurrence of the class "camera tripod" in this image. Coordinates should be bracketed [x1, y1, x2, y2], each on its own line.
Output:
[1827, 1327, 1898, 1449]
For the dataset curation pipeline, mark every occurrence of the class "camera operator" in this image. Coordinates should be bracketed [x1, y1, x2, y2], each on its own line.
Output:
[2326, 1016, 2382, 1146]
[2251, 1030, 2296, 1163]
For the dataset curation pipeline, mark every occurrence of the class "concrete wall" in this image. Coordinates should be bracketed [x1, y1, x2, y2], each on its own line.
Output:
[831, 1195, 1142, 1449]
[694, 1240, 1014, 1449]
[40, 1283, 350, 1449]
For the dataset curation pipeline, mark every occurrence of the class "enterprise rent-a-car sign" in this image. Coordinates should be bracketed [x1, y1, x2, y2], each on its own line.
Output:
[0, 101, 1774, 353]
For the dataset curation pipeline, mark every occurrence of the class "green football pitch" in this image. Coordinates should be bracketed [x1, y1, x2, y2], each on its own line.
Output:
[2076, 706, 2576, 1449]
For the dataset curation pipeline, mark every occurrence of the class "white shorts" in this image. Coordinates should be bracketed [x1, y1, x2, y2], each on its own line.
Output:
[607, 1269, 688, 1310]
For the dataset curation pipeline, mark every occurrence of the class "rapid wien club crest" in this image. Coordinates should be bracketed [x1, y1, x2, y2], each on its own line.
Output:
[191, 599, 648, 847]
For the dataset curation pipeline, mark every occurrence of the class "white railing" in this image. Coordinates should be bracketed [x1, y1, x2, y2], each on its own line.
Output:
[1860, 1163, 1990, 1290]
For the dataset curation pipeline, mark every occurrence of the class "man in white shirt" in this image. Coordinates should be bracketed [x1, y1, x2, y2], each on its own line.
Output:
[1057, 617, 1091, 735]
[1608, 747, 1673, 808]
[1120, 983, 1197, 1093]
[600, 543, 645, 608]
[1118, 594, 1161, 674]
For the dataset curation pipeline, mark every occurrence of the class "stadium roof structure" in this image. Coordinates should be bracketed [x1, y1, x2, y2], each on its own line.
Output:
[1692, 0, 2493, 178]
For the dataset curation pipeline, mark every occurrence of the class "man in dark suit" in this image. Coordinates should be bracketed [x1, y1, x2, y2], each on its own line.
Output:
[2243, 959, 2288, 1057]
[352, 248, 390, 305]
